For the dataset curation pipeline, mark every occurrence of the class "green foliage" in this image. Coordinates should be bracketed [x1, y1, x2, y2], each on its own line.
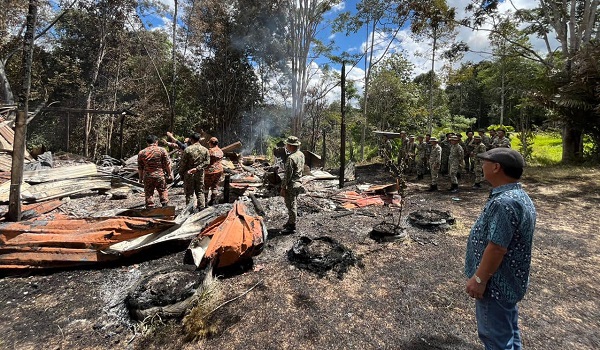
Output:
[438, 114, 477, 133]
[487, 124, 515, 132]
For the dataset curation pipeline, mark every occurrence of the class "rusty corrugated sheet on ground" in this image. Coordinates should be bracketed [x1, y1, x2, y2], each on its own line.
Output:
[332, 190, 400, 209]
[0, 198, 62, 220]
[0, 215, 175, 269]
[189, 201, 266, 268]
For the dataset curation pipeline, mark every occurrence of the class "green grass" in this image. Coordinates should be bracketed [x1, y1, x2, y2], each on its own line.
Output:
[511, 132, 563, 166]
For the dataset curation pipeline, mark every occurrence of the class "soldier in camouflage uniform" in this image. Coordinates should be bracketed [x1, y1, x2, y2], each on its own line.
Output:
[280, 136, 305, 233]
[397, 131, 409, 167]
[465, 131, 475, 173]
[415, 135, 427, 180]
[138, 135, 173, 208]
[448, 135, 465, 192]
[440, 132, 453, 175]
[470, 135, 487, 188]
[478, 129, 491, 150]
[406, 135, 417, 174]
[491, 129, 511, 148]
[180, 133, 210, 210]
[428, 137, 442, 191]
[489, 129, 498, 149]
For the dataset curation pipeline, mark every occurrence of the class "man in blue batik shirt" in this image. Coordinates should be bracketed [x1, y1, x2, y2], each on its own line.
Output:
[465, 148, 536, 350]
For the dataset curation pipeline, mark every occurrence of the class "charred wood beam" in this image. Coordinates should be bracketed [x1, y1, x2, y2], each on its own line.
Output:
[248, 193, 265, 217]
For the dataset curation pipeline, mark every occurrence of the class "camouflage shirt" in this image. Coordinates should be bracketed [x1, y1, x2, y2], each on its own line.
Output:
[493, 136, 511, 148]
[472, 142, 487, 158]
[283, 150, 305, 190]
[179, 143, 210, 177]
[138, 144, 171, 178]
[449, 143, 465, 166]
[429, 144, 442, 168]
[416, 141, 427, 160]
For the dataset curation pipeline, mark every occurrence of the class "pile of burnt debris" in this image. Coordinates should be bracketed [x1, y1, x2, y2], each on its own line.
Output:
[287, 236, 363, 279]
[0, 125, 459, 323]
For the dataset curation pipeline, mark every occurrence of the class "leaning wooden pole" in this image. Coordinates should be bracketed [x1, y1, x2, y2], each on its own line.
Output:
[339, 62, 346, 189]
[8, 0, 38, 221]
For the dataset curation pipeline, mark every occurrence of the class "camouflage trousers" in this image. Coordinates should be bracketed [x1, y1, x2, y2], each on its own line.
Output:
[416, 155, 427, 176]
[183, 172, 205, 208]
[144, 175, 168, 208]
[474, 159, 484, 184]
[204, 171, 222, 203]
[430, 165, 440, 185]
[449, 161, 463, 185]
[284, 187, 301, 225]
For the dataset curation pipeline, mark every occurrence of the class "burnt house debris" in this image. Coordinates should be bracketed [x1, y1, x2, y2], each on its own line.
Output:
[287, 236, 363, 279]
[0, 112, 464, 340]
[126, 265, 208, 321]
[408, 210, 456, 230]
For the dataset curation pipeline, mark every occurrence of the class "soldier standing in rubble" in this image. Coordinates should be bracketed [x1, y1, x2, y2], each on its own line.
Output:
[138, 135, 173, 208]
[280, 136, 305, 234]
[180, 133, 210, 210]
[202, 137, 224, 205]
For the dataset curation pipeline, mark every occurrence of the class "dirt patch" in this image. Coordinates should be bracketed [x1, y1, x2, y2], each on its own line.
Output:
[0, 164, 599, 349]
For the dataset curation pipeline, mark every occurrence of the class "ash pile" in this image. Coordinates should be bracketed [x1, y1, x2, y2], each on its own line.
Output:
[287, 236, 363, 279]
[408, 209, 455, 230]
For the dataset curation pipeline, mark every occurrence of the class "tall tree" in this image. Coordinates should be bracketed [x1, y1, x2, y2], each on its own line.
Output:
[8, 0, 38, 222]
[367, 53, 420, 131]
[407, 0, 459, 134]
[288, 0, 341, 136]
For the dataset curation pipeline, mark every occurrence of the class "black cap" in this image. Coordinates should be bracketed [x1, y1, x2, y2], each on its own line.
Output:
[477, 148, 525, 168]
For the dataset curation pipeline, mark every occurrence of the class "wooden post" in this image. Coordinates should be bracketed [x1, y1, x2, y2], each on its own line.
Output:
[322, 130, 326, 169]
[8, 0, 38, 222]
[66, 112, 70, 152]
[119, 113, 125, 159]
[339, 62, 346, 189]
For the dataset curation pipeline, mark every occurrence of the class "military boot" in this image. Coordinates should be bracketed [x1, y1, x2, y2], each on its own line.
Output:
[281, 223, 296, 234]
[427, 184, 438, 192]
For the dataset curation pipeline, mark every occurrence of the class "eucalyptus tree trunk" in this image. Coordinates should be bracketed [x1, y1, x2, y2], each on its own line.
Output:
[7, 0, 37, 222]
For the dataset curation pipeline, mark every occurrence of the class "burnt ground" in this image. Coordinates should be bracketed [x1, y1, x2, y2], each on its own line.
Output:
[1, 163, 599, 350]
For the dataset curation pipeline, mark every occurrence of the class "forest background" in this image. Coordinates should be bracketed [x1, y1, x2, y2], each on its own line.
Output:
[0, 0, 598, 166]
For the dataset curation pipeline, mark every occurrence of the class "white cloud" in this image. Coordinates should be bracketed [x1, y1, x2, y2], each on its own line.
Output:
[331, 1, 346, 12]
[156, 0, 175, 11]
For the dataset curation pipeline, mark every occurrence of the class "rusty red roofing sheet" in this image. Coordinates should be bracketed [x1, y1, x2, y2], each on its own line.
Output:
[195, 201, 265, 268]
[0, 215, 175, 269]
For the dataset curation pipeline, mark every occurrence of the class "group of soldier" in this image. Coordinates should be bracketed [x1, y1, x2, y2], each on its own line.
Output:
[384, 128, 512, 193]
[137, 132, 224, 209]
